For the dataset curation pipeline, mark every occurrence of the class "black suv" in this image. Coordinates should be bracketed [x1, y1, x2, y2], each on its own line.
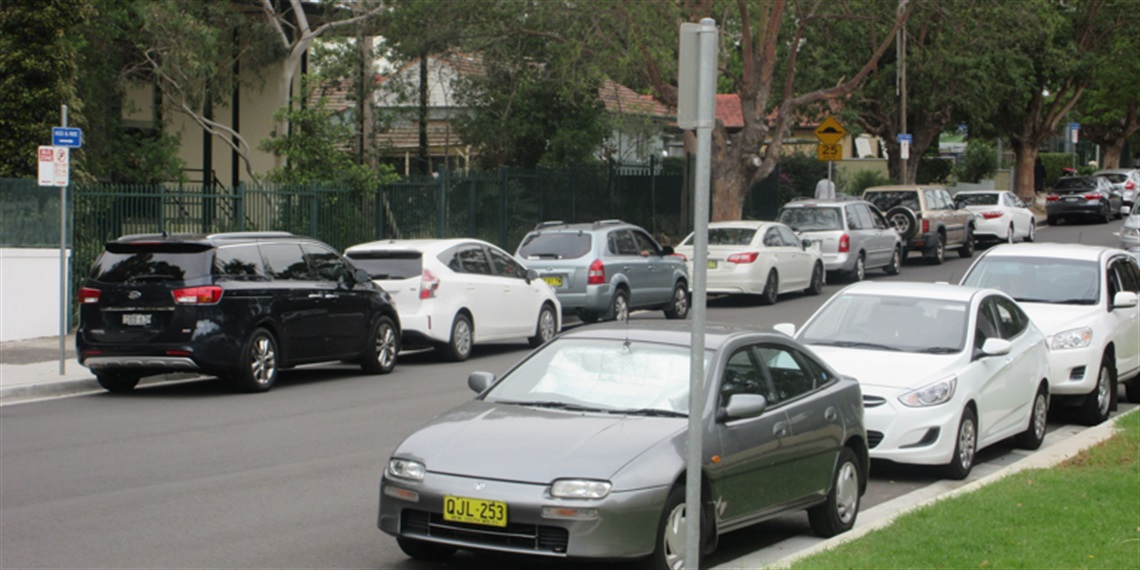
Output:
[77, 232, 400, 393]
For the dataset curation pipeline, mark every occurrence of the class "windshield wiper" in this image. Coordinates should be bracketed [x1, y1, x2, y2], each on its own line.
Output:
[912, 347, 960, 354]
[1054, 298, 1097, 305]
[128, 274, 177, 282]
[526, 253, 562, 259]
[502, 400, 606, 413]
[812, 340, 903, 351]
[608, 408, 688, 418]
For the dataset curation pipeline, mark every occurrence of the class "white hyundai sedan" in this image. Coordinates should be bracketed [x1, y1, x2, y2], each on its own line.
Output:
[674, 221, 825, 305]
[960, 243, 1140, 424]
[778, 281, 1049, 479]
[952, 190, 1036, 245]
[345, 239, 561, 361]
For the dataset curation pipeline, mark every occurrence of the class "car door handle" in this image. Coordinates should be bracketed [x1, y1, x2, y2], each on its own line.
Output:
[773, 421, 789, 438]
[825, 406, 837, 421]
[308, 293, 324, 298]
[325, 293, 339, 299]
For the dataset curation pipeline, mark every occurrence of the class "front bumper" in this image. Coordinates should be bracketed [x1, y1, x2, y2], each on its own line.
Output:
[1045, 345, 1100, 396]
[379, 472, 668, 560]
[863, 393, 962, 466]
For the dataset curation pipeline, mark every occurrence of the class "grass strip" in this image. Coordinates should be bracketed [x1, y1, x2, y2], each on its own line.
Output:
[790, 410, 1140, 569]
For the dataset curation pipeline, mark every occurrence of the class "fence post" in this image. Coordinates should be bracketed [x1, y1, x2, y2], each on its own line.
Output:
[437, 166, 447, 238]
[468, 178, 475, 237]
[499, 166, 508, 248]
[650, 154, 658, 235]
[310, 182, 318, 237]
[375, 185, 385, 239]
[159, 184, 167, 233]
[236, 182, 245, 232]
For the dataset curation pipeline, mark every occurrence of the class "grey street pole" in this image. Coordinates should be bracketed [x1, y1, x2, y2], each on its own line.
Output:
[59, 105, 69, 375]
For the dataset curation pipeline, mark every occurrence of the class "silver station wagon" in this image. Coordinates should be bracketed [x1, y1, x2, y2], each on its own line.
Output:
[378, 322, 868, 568]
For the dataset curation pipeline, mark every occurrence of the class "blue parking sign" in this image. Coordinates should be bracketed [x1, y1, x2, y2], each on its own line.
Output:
[52, 127, 82, 148]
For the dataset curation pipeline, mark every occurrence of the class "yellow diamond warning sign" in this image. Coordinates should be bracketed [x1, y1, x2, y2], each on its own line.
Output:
[814, 117, 846, 145]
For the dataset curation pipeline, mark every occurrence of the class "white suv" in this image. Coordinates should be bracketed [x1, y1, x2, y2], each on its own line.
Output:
[960, 243, 1140, 425]
[345, 239, 561, 361]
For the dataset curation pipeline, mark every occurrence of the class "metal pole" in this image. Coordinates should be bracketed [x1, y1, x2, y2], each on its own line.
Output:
[898, 0, 908, 184]
[686, 17, 717, 570]
[59, 105, 69, 375]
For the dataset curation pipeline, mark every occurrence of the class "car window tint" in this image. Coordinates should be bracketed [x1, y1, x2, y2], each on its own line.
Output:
[925, 190, 944, 210]
[763, 228, 783, 247]
[347, 250, 422, 280]
[955, 193, 999, 207]
[756, 345, 814, 401]
[854, 204, 877, 230]
[722, 347, 778, 405]
[1113, 258, 1140, 292]
[776, 226, 801, 247]
[1053, 177, 1095, 193]
[961, 256, 1100, 304]
[90, 244, 210, 283]
[974, 300, 1001, 351]
[864, 191, 920, 212]
[705, 227, 758, 245]
[844, 205, 864, 230]
[632, 231, 659, 255]
[799, 295, 969, 353]
[261, 242, 312, 280]
[456, 246, 492, 275]
[778, 207, 842, 231]
[213, 244, 266, 279]
[303, 244, 348, 282]
[991, 297, 1028, 338]
[488, 246, 525, 278]
[517, 233, 592, 260]
[611, 230, 640, 256]
[869, 206, 889, 229]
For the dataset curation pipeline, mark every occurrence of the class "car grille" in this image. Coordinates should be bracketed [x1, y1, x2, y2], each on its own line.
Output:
[863, 395, 887, 408]
[400, 509, 569, 554]
[867, 431, 884, 449]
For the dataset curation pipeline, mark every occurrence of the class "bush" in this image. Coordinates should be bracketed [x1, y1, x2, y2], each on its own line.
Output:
[917, 156, 953, 184]
[846, 169, 892, 196]
[954, 140, 998, 183]
[777, 152, 829, 200]
[1039, 153, 1071, 190]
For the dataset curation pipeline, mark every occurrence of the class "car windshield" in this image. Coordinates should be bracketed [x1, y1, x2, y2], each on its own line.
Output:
[960, 256, 1101, 305]
[484, 338, 712, 415]
[517, 233, 592, 260]
[345, 250, 422, 279]
[954, 194, 999, 206]
[799, 294, 968, 353]
[680, 228, 757, 246]
[777, 207, 842, 231]
[864, 191, 919, 212]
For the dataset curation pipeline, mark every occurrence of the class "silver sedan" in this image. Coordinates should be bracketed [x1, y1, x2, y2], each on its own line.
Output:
[378, 322, 868, 568]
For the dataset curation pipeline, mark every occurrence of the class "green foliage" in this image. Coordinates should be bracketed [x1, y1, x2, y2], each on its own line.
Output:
[846, 169, 893, 196]
[917, 156, 953, 184]
[1039, 152, 1072, 189]
[776, 153, 829, 201]
[954, 140, 998, 183]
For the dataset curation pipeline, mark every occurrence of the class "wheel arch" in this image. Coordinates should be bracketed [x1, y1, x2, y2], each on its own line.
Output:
[844, 435, 870, 495]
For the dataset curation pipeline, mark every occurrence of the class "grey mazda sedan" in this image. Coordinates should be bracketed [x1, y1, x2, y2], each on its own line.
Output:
[378, 322, 868, 568]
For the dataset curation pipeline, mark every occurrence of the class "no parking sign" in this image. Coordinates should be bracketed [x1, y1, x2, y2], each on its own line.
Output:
[37, 146, 69, 187]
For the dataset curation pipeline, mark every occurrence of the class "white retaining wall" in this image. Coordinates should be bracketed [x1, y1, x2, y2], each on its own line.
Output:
[1, 248, 70, 342]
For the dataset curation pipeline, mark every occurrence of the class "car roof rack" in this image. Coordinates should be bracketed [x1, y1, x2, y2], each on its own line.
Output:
[206, 231, 295, 239]
[593, 219, 626, 228]
[533, 220, 566, 230]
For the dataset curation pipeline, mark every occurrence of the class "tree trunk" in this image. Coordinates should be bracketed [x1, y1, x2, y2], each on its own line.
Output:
[1012, 144, 1039, 203]
[1100, 142, 1124, 170]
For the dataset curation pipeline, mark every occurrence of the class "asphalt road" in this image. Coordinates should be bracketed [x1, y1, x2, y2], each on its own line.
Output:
[0, 218, 1131, 569]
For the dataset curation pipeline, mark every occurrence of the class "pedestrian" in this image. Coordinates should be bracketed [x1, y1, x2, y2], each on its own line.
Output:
[1034, 157, 1046, 194]
[814, 177, 836, 200]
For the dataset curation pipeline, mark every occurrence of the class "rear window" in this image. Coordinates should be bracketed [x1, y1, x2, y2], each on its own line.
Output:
[518, 233, 593, 260]
[680, 227, 758, 246]
[1098, 173, 1126, 183]
[1053, 178, 1095, 193]
[345, 250, 423, 279]
[90, 242, 213, 283]
[777, 207, 842, 231]
[954, 193, 999, 206]
[864, 191, 920, 212]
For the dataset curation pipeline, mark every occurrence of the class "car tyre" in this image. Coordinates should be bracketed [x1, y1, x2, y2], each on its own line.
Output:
[396, 537, 455, 561]
[886, 207, 919, 240]
[759, 270, 779, 305]
[1005, 224, 1015, 244]
[807, 446, 861, 537]
[807, 263, 824, 295]
[1024, 222, 1036, 242]
[440, 313, 473, 362]
[235, 328, 278, 393]
[944, 406, 977, 480]
[664, 282, 690, 319]
[958, 226, 975, 258]
[1102, 205, 1113, 224]
[360, 315, 398, 374]
[929, 234, 945, 265]
[639, 485, 703, 570]
[1014, 383, 1049, 450]
[609, 288, 630, 322]
[849, 254, 866, 282]
[528, 304, 558, 347]
[884, 247, 902, 276]
[1077, 357, 1114, 425]
[96, 372, 140, 393]
[1046, 215, 1059, 226]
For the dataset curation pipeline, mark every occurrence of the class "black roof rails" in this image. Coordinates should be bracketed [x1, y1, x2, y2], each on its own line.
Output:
[206, 231, 295, 240]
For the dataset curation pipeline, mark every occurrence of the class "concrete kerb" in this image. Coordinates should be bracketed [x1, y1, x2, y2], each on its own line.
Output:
[726, 407, 1137, 570]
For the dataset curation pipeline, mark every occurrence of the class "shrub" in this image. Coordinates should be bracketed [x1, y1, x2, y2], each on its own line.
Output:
[847, 169, 892, 196]
[917, 156, 953, 184]
[954, 140, 998, 183]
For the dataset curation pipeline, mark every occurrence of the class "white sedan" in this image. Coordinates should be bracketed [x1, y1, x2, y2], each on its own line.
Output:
[674, 221, 825, 305]
[952, 190, 1036, 244]
[777, 281, 1049, 479]
[960, 243, 1140, 424]
[345, 239, 561, 361]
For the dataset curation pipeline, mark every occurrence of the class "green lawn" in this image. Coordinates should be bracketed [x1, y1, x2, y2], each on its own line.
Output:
[790, 410, 1140, 569]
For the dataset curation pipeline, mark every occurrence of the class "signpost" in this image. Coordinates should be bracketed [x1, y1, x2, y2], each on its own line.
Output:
[815, 117, 846, 186]
[898, 133, 913, 161]
[38, 107, 80, 374]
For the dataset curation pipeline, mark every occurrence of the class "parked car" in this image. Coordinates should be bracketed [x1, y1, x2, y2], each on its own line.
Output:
[1093, 168, 1139, 215]
[77, 232, 400, 393]
[1122, 211, 1140, 259]
[515, 220, 689, 323]
[777, 199, 903, 281]
[1046, 176, 1123, 225]
[378, 322, 868, 567]
[777, 281, 1049, 479]
[952, 190, 1037, 244]
[862, 185, 976, 264]
[960, 243, 1140, 423]
[344, 239, 561, 361]
[673, 221, 825, 304]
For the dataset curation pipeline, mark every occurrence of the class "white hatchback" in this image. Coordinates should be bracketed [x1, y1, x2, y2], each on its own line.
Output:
[960, 243, 1140, 424]
[778, 281, 1049, 479]
[952, 190, 1037, 244]
[674, 221, 825, 305]
[345, 239, 561, 361]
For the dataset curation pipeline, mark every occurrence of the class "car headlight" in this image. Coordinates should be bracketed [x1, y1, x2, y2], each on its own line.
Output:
[387, 459, 426, 481]
[550, 479, 612, 499]
[898, 376, 957, 407]
[1050, 327, 1093, 350]
[1122, 227, 1140, 238]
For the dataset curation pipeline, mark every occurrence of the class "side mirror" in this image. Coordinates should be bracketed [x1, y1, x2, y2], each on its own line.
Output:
[802, 239, 814, 250]
[353, 268, 372, 284]
[723, 394, 768, 421]
[525, 268, 539, 284]
[1112, 291, 1139, 309]
[981, 337, 1012, 357]
[773, 322, 796, 337]
[468, 371, 495, 393]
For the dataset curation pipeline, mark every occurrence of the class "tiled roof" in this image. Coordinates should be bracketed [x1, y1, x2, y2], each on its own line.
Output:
[716, 94, 743, 129]
[599, 79, 671, 117]
[374, 123, 466, 151]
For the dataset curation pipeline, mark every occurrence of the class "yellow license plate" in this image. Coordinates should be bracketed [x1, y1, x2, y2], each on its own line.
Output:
[707, 260, 718, 269]
[443, 495, 508, 527]
[542, 276, 563, 287]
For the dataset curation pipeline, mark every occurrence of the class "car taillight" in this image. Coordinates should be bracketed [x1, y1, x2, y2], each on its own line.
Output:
[78, 287, 101, 304]
[172, 286, 223, 305]
[670, 253, 688, 262]
[727, 252, 759, 264]
[1046, 195, 1059, 202]
[1083, 193, 1100, 201]
[922, 219, 929, 233]
[419, 269, 440, 299]
[1126, 181, 1135, 190]
[980, 210, 1004, 219]
[587, 258, 606, 285]
[838, 234, 850, 253]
